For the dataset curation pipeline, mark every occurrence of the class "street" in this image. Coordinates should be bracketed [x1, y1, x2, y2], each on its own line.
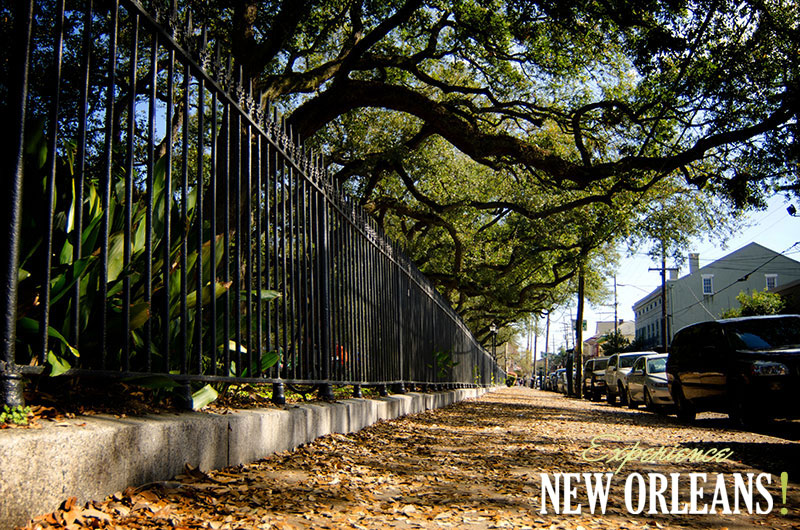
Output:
[20, 387, 800, 529]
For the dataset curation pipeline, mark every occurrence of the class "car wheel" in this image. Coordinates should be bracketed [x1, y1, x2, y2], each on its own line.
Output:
[728, 387, 765, 429]
[606, 389, 616, 405]
[627, 388, 638, 409]
[674, 384, 696, 422]
[644, 388, 655, 411]
[592, 389, 601, 402]
[618, 383, 627, 406]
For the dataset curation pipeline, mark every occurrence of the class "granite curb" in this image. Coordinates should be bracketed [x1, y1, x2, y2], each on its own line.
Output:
[0, 387, 493, 528]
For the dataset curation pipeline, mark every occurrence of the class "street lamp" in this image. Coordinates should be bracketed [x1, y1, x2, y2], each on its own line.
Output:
[489, 322, 497, 361]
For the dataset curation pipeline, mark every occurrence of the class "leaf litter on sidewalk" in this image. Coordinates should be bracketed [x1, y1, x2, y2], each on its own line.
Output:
[16, 388, 800, 530]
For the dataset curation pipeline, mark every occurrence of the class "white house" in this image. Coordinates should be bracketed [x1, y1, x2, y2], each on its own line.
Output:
[633, 242, 800, 350]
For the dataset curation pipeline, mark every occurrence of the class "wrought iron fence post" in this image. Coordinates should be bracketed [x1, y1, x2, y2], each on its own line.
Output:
[352, 384, 362, 398]
[377, 384, 388, 397]
[272, 382, 286, 405]
[1, 0, 35, 408]
[317, 186, 335, 402]
[176, 382, 193, 411]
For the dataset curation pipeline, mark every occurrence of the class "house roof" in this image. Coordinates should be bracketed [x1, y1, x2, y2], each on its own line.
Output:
[631, 242, 800, 310]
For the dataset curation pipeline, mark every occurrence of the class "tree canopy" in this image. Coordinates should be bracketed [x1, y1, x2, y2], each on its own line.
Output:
[183, 0, 799, 339]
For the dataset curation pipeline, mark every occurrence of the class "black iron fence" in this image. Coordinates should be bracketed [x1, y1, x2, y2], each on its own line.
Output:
[1, 0, 504, 407]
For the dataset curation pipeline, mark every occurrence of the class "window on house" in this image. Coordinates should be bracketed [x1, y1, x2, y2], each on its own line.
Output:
[766, 274, 777, 290]
[702, 275, 714, 295]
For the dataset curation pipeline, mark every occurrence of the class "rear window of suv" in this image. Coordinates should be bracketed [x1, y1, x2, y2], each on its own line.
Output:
[618, 355, 640, 368]
[723, 317, 800, 351]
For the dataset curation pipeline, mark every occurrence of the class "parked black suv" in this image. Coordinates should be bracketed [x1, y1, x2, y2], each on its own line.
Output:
[582, 357, 609, 401]
[667, 315, 800, 424]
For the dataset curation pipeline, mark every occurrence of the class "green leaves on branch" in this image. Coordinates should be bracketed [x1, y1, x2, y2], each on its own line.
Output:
[720, 290, 786, 319]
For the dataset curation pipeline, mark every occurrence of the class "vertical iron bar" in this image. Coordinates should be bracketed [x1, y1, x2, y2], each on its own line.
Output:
[272, 115, 281, 376]
[100, 0, 120, 369]
[222, 100, 231, 376]
[297, 162, 312, 380]
[71, 0, 94, 354]
[123, 13, 139, 372]
[315, 184, 325, 384]
[374, 225, 382, 385]
[354, 203, 365, 385]
[180, 61, 190, 378]
[244, 120, 253, 377]
[346, 199, 359, 385]
[287, 148, 297, 382]
[233, 108, 242, 375]
[162, 47, 174, 373]
[1, 0, 34, 407]
[318, 181, 334, 400]
[329, 189, 340, 383]
[209, 85, 218, 375]
[254, 134, 263, 371]
[335, 187, 346, 383]
[397, 248, 406, 387]
[360, 213, 371, 384]
[144, 29, 157, 371]
[40, 0, 66, 367]
[353, 204, 362, 386]
[268, 133, 284, 403]
[263, 139, 272, 357]
[195, 51, 205, 376]
[279, 141, 289, 379]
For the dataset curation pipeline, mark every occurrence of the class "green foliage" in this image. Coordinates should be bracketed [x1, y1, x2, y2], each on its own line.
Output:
[428, 350, 459, 381]
[15, 119, 280, 378]
[225, 0, 794, 333]
[472, 364, 481, 385]
[599, 329, 631, 356]
[0, 405, 33, 426]
[191, 384, 219, 411]
[720, 289, 786, 318]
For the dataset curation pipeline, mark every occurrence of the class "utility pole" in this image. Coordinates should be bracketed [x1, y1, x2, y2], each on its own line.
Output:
[613, 274, 618, 334]
[532, 316, 538, 386]
[649, 248, 678, 352]
[575, 261, 585, 399]
[544, 312, 550, 379]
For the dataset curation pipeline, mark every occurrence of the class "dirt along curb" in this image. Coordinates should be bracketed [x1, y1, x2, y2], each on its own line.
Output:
[8, 386, 800, 529]
[0, 387, 492, 529]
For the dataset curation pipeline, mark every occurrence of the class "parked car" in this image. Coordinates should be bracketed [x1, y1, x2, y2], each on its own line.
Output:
[564, 369, 578, 395]
[605, 351, 657, 405]
[625, 353, 673, 410]
[555, 368, 568, 394]
[546, 369, 561, 391]
[667, 315, 800, 424]
[582, 357, 609, 401]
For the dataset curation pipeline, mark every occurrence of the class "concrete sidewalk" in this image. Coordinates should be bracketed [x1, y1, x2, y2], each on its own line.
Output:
[7, 387, 799, 530]
[0, 388, 490, 529]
